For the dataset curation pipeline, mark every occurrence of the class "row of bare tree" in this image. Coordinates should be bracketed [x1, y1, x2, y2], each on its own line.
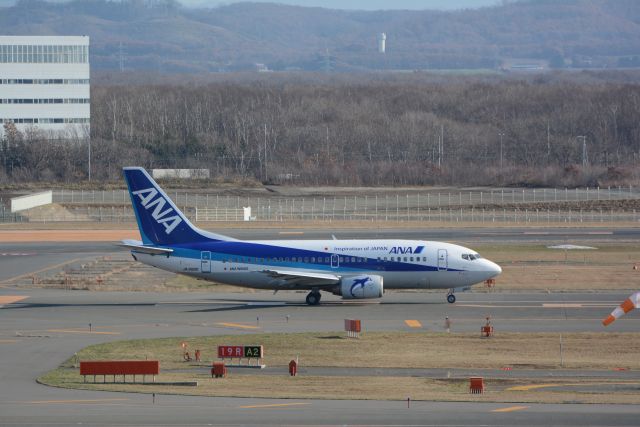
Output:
[2, 77, 640, 187]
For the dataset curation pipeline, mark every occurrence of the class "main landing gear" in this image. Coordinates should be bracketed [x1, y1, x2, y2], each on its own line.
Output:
[446, 289, 456, 304]
[306, 290, 322, 306]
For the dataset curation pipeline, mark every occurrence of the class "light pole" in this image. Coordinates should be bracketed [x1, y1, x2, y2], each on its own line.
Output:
[498, 132, 505, 171]
[577, 135, 587, 167]
[87, 137, 91, 181]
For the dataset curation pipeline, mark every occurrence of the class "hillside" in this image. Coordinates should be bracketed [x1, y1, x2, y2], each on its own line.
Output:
[1, 0, 640, 71]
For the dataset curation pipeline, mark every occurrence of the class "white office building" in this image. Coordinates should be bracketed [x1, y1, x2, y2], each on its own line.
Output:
[0, 36, 90, 139]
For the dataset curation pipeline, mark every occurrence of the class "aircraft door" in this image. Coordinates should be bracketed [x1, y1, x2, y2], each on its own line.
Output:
[331, 254, 340, 268]
[201, 251, 211, 273]
[437, 249, 448, 271]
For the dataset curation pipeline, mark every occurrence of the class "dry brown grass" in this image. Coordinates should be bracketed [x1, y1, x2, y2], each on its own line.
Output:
[40, 332, 640, 404]
[56, 332, 640, 371]
[474, 244, 640, 291]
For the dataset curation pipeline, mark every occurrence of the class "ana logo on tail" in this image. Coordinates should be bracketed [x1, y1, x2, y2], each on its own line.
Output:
[132, 187, 183, 234]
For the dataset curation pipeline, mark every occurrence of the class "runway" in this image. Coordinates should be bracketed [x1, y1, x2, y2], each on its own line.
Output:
[0, 229, 639, 425]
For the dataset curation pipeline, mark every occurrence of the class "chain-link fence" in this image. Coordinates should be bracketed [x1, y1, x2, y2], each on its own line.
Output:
[2, 204, 638, 224]
[1, 186, 639, 224]
[50, 186, 640, 209]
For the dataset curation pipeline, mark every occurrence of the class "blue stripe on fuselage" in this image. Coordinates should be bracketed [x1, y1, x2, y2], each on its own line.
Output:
[160, 241, 460, 273]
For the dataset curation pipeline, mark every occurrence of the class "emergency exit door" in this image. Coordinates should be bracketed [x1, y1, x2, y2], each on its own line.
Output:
[437, 249, 448, 271]
[201, 251, 211, 273]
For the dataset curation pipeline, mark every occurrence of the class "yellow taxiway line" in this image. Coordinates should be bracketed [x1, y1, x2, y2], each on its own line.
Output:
[29, 398, 129, 404]
[404, 319, 422, 328]
[47, 329, 121, 335]
[215, 322, 260, 330]
[492, 405, 529, 413]
[238, 402, 311, 409]
[0, 295, 29, 305]
[0, 257, 90, 284]
[508, 382, 640, 391]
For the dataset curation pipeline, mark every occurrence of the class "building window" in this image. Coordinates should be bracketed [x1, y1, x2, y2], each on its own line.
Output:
[0, 44, 88, 64]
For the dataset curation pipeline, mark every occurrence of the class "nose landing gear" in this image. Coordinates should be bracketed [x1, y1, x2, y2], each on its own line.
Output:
[446, 289, 456, 304]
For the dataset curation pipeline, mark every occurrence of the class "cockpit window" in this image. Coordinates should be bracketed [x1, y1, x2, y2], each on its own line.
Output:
[474, 253, 482, 259]
[462, 254, 469, 260]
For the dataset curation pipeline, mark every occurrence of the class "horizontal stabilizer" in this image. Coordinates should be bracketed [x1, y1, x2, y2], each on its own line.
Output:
[119, 239, 174, 255]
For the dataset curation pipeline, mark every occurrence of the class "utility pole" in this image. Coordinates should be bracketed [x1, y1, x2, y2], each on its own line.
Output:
[498, 132, 505, 171]
[263, 123, 268, 182]
[438, 124, 444, 168]
[118, 42, 125, 72]
[577, 135, 587, 167]
[546, 120, 551, 158]
[88, 138, 91, 181]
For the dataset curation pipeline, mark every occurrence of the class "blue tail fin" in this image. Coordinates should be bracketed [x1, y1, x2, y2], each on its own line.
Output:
[123, 167, 231, 246]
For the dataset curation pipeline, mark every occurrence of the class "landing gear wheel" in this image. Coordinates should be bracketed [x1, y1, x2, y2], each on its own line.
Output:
[306, 291, 321, 306]
[447, 294, 456, 304]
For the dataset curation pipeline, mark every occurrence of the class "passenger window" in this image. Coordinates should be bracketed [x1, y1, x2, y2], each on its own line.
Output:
[410, 257, 414, 262]
[404, 257, 408, 262]
[383, 257, 387, 261]
[285, 257, 290, 262]
[311, 257, 315, 263]
[390, 257, 394, 261]
[304, 257, 309, 263]
[423, 257, 427, 262]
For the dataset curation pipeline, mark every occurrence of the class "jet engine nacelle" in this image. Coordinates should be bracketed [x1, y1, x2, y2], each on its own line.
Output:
[337, 275, 384, 299]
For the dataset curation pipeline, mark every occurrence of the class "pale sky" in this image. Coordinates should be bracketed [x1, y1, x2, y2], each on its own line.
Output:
[0, 0, 503, 10]
[185, 0, 501, 10]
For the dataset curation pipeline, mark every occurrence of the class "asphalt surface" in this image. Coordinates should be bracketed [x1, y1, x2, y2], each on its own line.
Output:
[220, 226, 640, 243]
[0, 228, 639, 426]
[2, 226, 639, 282]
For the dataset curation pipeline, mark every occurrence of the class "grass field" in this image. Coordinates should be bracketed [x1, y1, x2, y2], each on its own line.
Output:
[474, 243, 640, 292]
[39, 332, 640, 404]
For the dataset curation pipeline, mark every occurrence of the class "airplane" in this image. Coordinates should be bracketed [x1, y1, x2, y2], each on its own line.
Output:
[120, 167, 502, 305]
[603, 292, 639, 326]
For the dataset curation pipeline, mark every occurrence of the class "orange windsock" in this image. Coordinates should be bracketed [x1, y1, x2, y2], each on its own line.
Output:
[603, 292, 640, 326]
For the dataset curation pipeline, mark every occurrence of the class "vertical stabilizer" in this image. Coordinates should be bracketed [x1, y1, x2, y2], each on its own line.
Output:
[123, 167, 231, 245]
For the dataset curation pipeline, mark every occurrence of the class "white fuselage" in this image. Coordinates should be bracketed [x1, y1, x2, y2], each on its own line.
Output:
[132, 239, 501, 291]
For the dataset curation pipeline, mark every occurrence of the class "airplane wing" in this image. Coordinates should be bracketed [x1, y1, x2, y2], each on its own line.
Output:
[119, 239, 174, 255]
[260, 269, 341, 287]
[603, 292, 639, 326]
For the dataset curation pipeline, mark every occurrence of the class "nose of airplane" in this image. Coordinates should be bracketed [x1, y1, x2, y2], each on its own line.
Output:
[486, 260, 502, 278]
